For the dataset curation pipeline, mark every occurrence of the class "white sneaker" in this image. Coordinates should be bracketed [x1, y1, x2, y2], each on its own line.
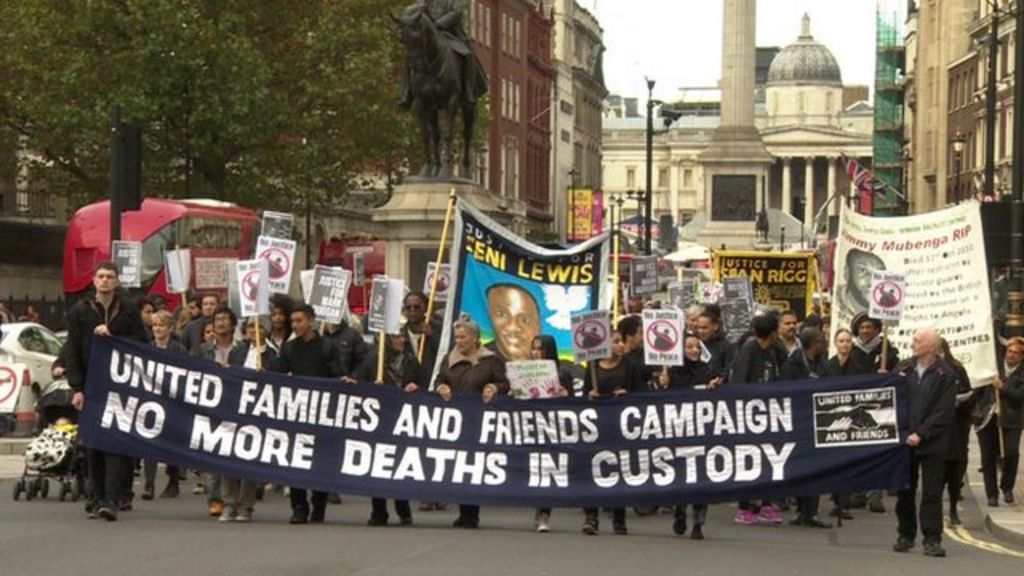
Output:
[536, 512, 551, 533]
[218, 507, 236, 523]
[235, 510, 252, 523]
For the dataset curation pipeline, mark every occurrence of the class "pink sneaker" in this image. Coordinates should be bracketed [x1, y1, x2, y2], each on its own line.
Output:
[758, 505, 783, 525]
[734, 510, 758, 525]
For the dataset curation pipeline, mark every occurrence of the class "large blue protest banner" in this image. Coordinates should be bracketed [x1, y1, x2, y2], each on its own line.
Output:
[80, 337, 911, 508]
[437, 201, 610, 378]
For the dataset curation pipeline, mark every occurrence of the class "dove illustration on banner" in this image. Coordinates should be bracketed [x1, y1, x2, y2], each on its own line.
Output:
[541, 285, 590, 330]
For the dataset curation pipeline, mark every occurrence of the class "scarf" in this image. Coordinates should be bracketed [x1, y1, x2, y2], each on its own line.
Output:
[853, 334, 882, 355]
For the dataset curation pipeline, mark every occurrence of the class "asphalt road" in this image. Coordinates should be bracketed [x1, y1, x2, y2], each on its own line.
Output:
[2, 474, 1022, 576]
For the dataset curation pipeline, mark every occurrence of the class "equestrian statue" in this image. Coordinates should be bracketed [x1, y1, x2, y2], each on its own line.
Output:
[393, 0, 488, 180]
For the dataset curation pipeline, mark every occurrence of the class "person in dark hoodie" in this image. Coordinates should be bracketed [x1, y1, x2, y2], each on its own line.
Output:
[353, 329, 424, 527]
[617, 314, 656, 389]
[849, 313, 898, 513]
[893, 329, 956, 558]
[826, 327, 857, 520]
[696, 305, 736, 381]
[657, 332, 720, 539]
[938, 338, 973, 525]
[64, 262, 149, 521]
[781, 328, 832, 529]
[729, 313, 783, 525]
[326, 315, 369, 378]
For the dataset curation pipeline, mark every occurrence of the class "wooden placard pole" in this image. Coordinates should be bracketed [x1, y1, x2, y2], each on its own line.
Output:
[253, 317, 263, 371]
[419, 189, 458, 364]
[376, 332, 387, 384]
[880, 323, 890, 372]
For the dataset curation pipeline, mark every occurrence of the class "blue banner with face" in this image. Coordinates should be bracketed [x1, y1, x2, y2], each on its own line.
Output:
[79, 337, 912, 508]
[434, 202, 610, 379]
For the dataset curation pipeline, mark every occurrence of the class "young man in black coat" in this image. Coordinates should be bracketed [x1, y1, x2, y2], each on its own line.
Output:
[780, 328, 831, 529]
[278, 305, 343, 524]
[893, 329, 956, 558]
[64, 262, 148, 521]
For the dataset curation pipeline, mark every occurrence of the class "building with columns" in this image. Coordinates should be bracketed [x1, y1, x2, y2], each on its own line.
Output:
[602, 14, 873, 249]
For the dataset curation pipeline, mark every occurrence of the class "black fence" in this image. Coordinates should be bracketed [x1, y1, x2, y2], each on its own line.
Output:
[2, 294, 68, 333]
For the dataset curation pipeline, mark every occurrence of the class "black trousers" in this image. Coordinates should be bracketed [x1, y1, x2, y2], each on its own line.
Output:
[943, 459, 967, 508]
[674, 504, 707, 525]
[978, 422, 1022, 498]
[796, 495, 821, 520]
[583, 507, 625, 526]
[458, 504, 480, 521]
[895, 452, 945, 543]
[289, 488, 327, 515]
[371, 498, 411, 520]
[87, 449, 131, 510]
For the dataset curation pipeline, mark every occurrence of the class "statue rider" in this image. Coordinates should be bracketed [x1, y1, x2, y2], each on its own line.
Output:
[398, 0, 487, 108]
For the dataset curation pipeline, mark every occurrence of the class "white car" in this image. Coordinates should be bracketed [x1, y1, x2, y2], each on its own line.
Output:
[0, 322, 63, 436]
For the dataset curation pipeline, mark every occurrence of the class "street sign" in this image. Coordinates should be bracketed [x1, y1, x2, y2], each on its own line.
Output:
[256, 235, 296, 294]
[236, 259, 270, 318]
[423, 262, 452, 302]
[164, 248, 191, 294]
[308, 265, 352, 325]
[570, 309, 611, 363]
[630, 257, 658, 296]
[642, 309, 684, 366]
[111, 240, 142, 288]
[869, 270, 905, 322]
[261, 210, 294, 240]
[0, 364, 24, 414]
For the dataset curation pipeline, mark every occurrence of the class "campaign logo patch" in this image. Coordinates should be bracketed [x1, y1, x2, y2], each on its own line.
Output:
[813, 387, 899, 448]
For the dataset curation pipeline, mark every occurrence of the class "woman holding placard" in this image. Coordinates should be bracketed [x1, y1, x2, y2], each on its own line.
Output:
[526, 335, 573, 533]
[657, 332, 719, 540]
[580, 324, 642, 536]
[434, 314, 509, 529]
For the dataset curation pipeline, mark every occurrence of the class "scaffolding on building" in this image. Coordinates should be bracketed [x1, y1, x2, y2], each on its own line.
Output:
[873, 0, 906, 214]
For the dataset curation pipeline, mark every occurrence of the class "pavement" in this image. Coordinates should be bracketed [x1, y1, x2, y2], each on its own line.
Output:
[964, 431, 1024, 546]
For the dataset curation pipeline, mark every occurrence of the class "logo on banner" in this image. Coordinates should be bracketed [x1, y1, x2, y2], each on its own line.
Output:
[574, 320, 607, 350]
[813, 387, 899, 447]
[424, 262, 452, 302]
[869, 270, 905, 322]
[0, 365, 20, 412]
[646, 320, 679, 353]
[570, 310, 611, 363]
[241, 270, 262, 301]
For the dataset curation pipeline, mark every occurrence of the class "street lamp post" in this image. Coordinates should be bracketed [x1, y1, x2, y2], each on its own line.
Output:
[645, 78, 655, 255]
[626, 189, 646, 250]
[984, 3, 1000, 200]
[951, 131, 966, 204]
[1008, 1, 1024, 336]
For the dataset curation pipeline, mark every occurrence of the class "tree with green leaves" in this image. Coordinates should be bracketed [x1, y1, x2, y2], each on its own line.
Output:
[0, 0, 419, 212]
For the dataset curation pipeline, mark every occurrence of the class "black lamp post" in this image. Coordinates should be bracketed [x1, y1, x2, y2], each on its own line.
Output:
[626, 189, 646, 250]
[951, 131, 967, 204]
[1007, 1, 1024, 336]
[644, 78, 655, 255]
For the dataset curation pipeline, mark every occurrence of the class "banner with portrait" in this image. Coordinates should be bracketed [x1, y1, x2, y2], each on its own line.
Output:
[437, 201, 610, 382]
[831, 201, 997, 386]
[713, 251, 818, 320]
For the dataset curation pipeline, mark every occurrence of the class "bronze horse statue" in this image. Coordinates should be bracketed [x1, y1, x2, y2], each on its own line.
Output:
[393, 5, 484, 180]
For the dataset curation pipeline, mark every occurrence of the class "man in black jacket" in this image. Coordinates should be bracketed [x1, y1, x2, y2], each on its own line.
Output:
[893, 328, 956, 558]
[781, 328, 831, 528]
[977, 336, 1024, 506]
[326, 317, 369, 378]
[64, 262, 148, 521]
[278, 305, 343, 524]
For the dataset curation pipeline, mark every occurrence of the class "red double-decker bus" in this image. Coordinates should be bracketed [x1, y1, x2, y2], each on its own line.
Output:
[63, 198, 259, 308]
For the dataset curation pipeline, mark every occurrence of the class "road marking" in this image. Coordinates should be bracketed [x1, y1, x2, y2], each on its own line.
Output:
[944, 522, 1024, 558]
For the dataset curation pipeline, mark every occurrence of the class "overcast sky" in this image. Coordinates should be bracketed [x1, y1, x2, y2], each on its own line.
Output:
[591, 0, 881, 102]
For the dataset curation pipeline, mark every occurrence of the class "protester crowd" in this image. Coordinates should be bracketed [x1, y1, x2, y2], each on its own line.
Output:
[38, 261, 1024, 560]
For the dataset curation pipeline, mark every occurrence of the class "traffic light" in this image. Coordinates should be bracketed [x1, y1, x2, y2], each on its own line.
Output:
[113, 121, 143, 212]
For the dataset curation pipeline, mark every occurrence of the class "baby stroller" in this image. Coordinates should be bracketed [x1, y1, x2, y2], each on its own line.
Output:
[13, 422, 87, 501]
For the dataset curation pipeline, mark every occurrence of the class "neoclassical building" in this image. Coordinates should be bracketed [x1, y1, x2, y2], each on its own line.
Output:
[603, 15, 874, 249]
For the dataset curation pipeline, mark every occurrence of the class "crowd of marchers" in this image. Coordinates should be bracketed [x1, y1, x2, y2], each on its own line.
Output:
[21, 262, 1023, 560]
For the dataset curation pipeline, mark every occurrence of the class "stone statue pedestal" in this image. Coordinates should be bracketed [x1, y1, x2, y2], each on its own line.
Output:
[372, 179, 526, 287]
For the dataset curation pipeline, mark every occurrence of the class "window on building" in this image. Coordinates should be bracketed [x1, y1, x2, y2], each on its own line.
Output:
[484, 6, 491, 48]
[658, 167, 669, 189]
[504, 138, 519, 199]
[626, 167, 636, 189]
[683, 168, 693, 188]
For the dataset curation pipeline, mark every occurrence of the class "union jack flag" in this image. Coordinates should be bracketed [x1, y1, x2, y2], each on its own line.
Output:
[840, 155, 900, 214]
